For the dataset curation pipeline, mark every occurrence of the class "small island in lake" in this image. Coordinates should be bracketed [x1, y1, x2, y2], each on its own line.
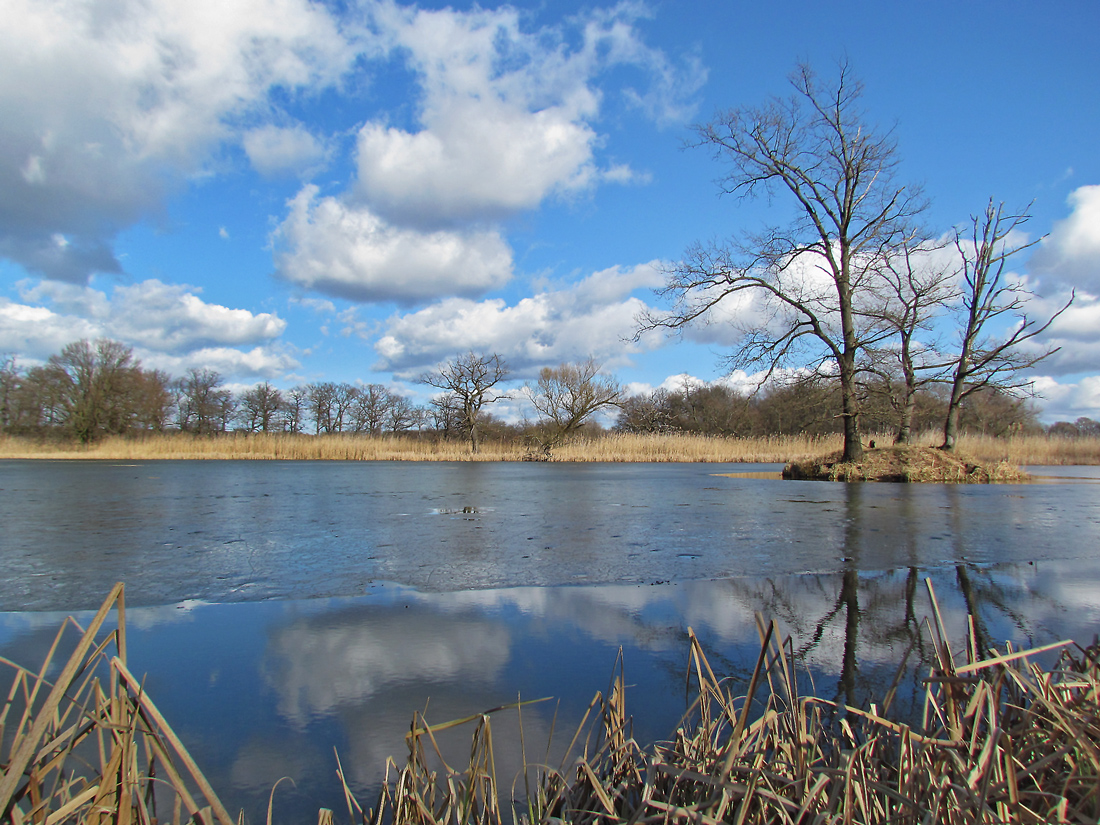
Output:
[783, 444, 1030, 483]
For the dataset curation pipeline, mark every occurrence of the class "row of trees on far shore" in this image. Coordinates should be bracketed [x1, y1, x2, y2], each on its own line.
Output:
[2, 339, 1095, 451]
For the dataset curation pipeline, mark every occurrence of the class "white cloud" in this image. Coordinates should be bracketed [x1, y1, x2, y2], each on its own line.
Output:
[272, 185, 514, 303]
[1002, 287, 1099, 376]
[0, 298, 99, 359]
[1, 279, 294, 379]
[1032, 185, 1100, 293]
[140, 345, 298, 379]
[20, 278, 285, 353]
[349, 3, 700, 228]
[0, 0, 356, 281]
[267, 2, 703, 307]
[242, 123, 329, 177]
[623, 367, 804, 400]
[354, 99, 599, 225]
[373, 262, 666, 376]
[1029, 374, 1100, 422]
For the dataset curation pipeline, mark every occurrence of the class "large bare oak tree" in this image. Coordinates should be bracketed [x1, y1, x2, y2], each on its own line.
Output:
[639, 62, 925, 462]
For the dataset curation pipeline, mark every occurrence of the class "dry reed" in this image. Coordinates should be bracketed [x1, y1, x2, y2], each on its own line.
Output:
[0, 583, 235, 825]
[4, 582, 1099, 824]
[9, 430, 1095, 465]
[0, 432, 842, 464]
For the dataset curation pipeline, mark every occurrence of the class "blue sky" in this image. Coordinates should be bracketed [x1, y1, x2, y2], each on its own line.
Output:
[2, 0, 1098, 422]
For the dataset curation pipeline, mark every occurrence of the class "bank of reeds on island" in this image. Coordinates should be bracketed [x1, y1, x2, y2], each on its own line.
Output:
[2, 581, 1098, 824]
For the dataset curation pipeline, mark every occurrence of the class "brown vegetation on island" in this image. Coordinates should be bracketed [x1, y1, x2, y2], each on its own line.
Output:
[783, 444, 1033, 483]
[3, 583, 1099, 824]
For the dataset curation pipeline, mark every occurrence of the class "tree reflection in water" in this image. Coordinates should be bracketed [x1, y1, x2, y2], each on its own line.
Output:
[716, 482, 1072, 723]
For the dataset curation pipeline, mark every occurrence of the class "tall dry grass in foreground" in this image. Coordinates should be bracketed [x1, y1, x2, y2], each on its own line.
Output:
[4, 430, 1098, 465]
[0, 584, 235, 825]
[4, 583, 1099, 824]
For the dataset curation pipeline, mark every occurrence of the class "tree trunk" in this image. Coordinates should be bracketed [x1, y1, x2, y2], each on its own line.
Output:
[942, 402, 961, 452]
[837, 261, 864, 463]
[838, 353, 863, 463]
[894, 389, 915, 445]
[941, 370, 966, 452]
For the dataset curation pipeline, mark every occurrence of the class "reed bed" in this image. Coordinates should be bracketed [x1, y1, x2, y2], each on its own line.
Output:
[2, 430, 1099, 465]
[0, 432, 842, 464]
[4, 583, 1098, 824]
[914, 432, 1100, 466]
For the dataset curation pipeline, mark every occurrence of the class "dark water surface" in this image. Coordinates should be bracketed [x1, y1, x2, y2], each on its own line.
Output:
[1, 460, 1099, 822]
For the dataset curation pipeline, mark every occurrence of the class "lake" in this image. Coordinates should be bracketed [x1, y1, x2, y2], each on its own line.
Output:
[1, 459, 1098, 822]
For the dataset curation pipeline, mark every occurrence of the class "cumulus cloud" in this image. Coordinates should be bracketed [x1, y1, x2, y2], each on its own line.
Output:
[988, 282, 1099, 377]
[139, 345, 298, 379]
[0, 0, 356, 281]
[354, 100, 599, 225]
[1032, 185, 1100, 293]
[272, 185, 514, 303]
[622, 367, 805, 401]
[372, 262, 666, 376]
[20, 279, 285, 352]
[1, 279, 295, 378]
[349, 2, 700, 227]
[0, 298, 99, 359]
[242, 124, 329, 177]
[271, 2, 703, 304]
[1030, 374, 1100, 422]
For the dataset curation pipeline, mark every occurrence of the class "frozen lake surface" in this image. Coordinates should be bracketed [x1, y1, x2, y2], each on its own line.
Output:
[1, 459, 1098, 821]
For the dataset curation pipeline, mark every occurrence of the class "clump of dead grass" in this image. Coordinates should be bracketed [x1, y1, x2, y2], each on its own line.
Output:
[0, 584, 236, 825]
[784, 445, 1032, 483]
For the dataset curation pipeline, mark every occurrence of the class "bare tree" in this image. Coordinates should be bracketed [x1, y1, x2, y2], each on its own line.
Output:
[307, 382, 338, 433]
[350, 384, 392, 435]
[282, 386, 308, 433]
[428, 392, 459, 433]
[0, 355, 19, 432]
[864, 238, 955, 444]
[526, 359, 621, 450]
[615, 389, 675, 434]
[330, 383, 358, 433]
[176, 368, 229, 435]
[241, 382, 284, 432]
[48, 339, 144, 442]
[384, 394, 418, 434]
[638, 62, 924, 462]
[420, 353, 509, 453]
[130, 369, 174, 432]
[9, 365, 67, 429]
[940, 201, 1072, 452]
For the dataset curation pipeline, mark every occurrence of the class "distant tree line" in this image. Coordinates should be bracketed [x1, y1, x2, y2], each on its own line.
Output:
[1, 339, 1091, 448]
[615, 378, 1042, 440]
[1047, 417, 1100, 438]
[0, 340, 433, 443]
